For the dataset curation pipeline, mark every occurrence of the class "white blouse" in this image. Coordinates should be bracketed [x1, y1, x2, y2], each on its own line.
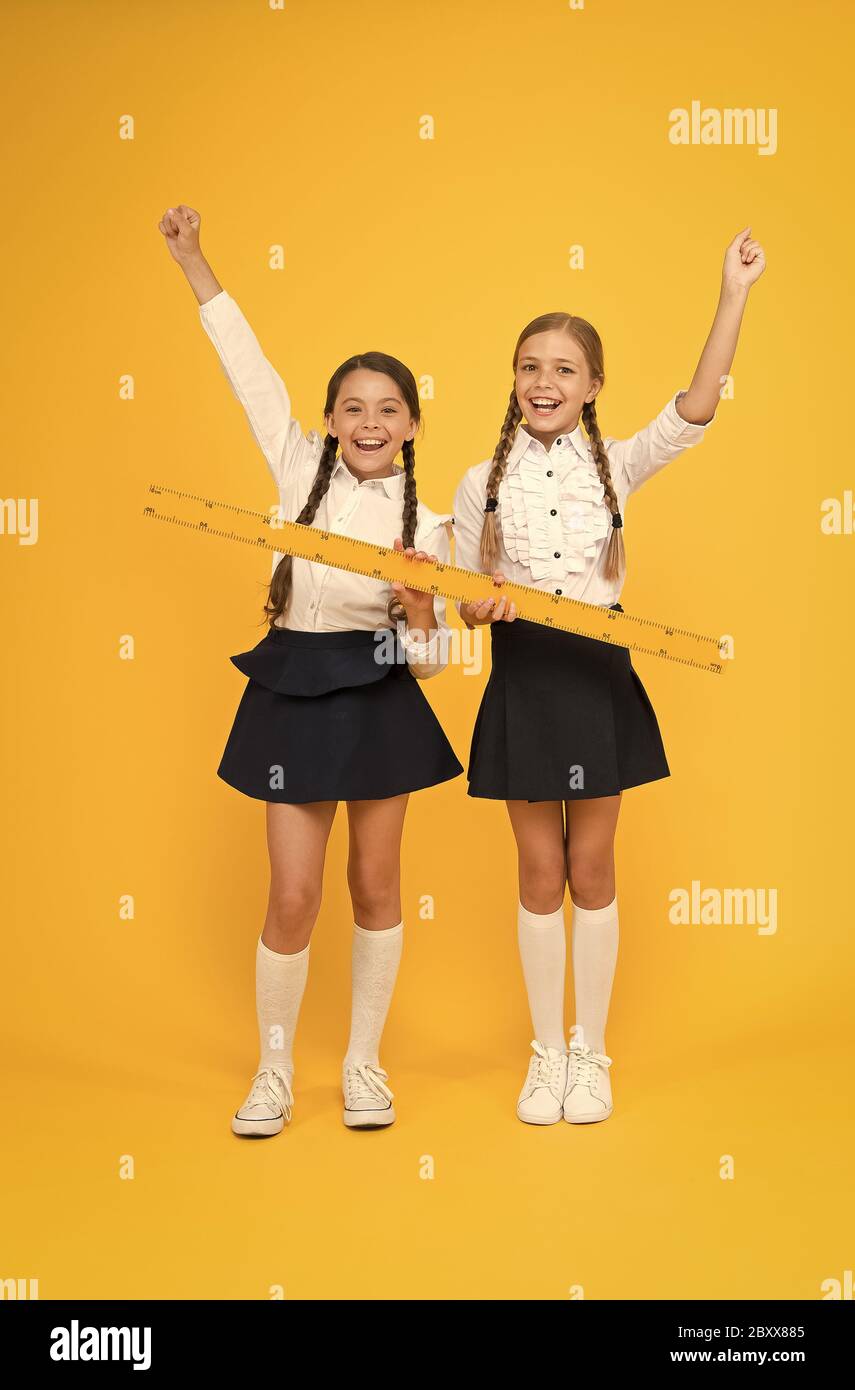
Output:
[452, 392, 714, 609]
[198, 290, 453, 679]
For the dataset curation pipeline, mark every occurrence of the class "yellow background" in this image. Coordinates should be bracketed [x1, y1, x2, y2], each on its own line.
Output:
[1, 0, 852, 1300]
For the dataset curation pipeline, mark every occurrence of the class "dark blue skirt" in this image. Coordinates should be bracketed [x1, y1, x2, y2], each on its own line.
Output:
[217, 626, 463, 804]
[466, 605, 670, 802]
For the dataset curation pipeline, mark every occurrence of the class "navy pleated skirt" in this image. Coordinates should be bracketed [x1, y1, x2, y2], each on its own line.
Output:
[466, 604, 670, 802]
[217, 626, 463, 804]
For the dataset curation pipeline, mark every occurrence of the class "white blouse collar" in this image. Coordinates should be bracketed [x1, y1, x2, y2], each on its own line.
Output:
[304, 429, 407, 500]
[506, 421, 590, 473]
[330, 451, 406, 499]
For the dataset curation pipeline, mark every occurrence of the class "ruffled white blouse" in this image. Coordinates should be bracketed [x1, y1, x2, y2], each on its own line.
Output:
[452, 392, 714, 607]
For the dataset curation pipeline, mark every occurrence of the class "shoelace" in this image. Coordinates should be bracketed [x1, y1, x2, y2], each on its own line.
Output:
[345, 1063, 394, 1107]
[246, 1067, 293, 1121]
[567, 1043, 612, 1092]
[526, 1040, 566, 1093]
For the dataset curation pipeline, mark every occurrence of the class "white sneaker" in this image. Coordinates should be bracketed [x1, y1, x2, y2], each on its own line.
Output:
[516, 1041, 569, 1125]
[231, 1067, 293, 1137]
[563, 1041, 613, 1123]
[342, 1062, 396, 1128]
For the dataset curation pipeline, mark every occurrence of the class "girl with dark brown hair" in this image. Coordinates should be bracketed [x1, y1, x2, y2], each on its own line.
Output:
[159, 205, 462, 1137]
[452, 227, 766, 1126]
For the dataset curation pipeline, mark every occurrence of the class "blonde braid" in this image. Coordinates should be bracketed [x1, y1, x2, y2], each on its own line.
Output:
[480, 386, 523, 573]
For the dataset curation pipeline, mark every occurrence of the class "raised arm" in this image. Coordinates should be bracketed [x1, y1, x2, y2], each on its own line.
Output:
[605, 226, 767, 496]
[674, 225, 766, 425]
[158, 204, 316, 490]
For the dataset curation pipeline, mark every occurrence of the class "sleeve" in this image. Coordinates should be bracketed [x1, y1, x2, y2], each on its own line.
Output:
[451, 467, 488, 621]
[198, 289, 318, 490]
[395, 518, 453, 680]
[605, 390, 715, 498]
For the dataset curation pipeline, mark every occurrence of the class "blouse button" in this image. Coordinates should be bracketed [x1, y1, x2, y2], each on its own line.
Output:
[554, 551, 561, 558]
[556, 588, 562, 595]
[556, 437, 562, 446]
[550, 509, 557, 516]
[546, 470, 553, 477]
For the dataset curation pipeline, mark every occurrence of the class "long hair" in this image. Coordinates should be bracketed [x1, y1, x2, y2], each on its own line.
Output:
[480, 312, 624, 582]
[263, 352, 422, 628]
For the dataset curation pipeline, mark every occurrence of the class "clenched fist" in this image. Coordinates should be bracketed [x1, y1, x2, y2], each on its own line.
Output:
[158, 204, 202, 264]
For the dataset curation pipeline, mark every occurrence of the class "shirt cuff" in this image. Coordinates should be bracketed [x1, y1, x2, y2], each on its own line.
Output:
[398, 623, 441, 662]
[198, 288, 229, 318]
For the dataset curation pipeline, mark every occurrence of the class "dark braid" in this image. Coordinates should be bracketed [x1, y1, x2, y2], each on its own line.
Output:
[399, 437, 418, 547]
[582, 399, 624, 583]
[263, 433, 339, 629]
[480, 387, 523, 573]
[385, 436, 419, 624]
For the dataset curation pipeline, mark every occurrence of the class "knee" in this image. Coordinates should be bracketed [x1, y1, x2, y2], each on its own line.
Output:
[265, 883, 322, 951]
[567, 852, 615, 909]
[347, 863, 401, 924]
[518, 852, 566, 914]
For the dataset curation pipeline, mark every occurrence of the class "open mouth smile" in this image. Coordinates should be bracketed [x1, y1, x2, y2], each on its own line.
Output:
[353, 438, 388, 453]
[529, 396, 563, 417]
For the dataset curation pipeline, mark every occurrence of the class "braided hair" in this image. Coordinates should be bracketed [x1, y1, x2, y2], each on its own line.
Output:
[264, 352, 422, 629]
[480, 311, 625, 583]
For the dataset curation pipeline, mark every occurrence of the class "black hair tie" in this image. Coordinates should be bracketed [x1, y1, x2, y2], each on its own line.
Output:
[484, 497, 498, 513]
[612, 512, 623, 529]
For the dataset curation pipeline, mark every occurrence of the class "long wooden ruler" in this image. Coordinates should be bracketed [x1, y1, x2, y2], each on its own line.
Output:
[142, 483, 726, 675]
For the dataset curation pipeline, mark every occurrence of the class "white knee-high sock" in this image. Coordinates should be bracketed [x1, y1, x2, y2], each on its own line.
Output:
[517, 902, 567, 1051]
[344, 921, 404, 1069]
[255, 935, 310, 1083]
[570, 895, 619, 1055]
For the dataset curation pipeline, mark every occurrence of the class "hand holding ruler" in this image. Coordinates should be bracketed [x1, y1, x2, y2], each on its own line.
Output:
[142, 483, 726, 675]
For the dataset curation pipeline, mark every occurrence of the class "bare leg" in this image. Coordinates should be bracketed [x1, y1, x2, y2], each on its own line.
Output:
[263, 800, 339, 952]
[345, 794, 409, 930]
[564, 794, 621, 908]
[505, 800, 567, 911]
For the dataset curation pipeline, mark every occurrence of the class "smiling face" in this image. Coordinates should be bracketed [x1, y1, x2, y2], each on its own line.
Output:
[515, 329, 602, 448]
[326, 368, 418, 479]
